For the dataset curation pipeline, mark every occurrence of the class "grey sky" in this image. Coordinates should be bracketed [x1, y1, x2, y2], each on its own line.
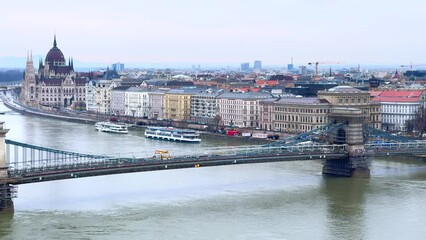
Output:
[1, 0, 424, 66]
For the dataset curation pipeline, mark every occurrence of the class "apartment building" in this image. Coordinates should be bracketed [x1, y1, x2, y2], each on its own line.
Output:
[216, 92, 272, 128]
[190, 89, 223, 124]
[163, 88, 201, 121]
[148, 90, 167, 120]
[85, 79, 121, 114]
[124, 87, 150, 118]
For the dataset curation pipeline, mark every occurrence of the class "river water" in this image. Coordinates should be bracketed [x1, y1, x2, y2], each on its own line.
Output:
[0, 102, 425, 240]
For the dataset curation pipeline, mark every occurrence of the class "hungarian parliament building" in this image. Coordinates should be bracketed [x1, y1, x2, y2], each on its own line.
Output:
[20, 36, 86, 108]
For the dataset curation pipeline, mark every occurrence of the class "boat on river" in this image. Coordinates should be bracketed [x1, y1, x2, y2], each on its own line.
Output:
[144, 126, 201, 142]
[95, 121, 129, 134]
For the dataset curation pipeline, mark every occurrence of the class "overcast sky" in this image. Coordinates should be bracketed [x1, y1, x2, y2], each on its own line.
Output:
[1, 0, 425, 67]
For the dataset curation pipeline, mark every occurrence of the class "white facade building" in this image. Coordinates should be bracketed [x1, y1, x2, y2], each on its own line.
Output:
[85, 79, 121, 114]
[111, 86, 130, 116]
[124, 87, 150, 118]
[380, 102, 421, 131]
[148, 91, 166, 119]
[216, 92, 272, 128]
[372, 90, 423, 132]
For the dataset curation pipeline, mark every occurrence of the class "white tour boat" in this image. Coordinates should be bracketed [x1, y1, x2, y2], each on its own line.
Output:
[95, 121, 129, 134]
[144, 126, 201, 142]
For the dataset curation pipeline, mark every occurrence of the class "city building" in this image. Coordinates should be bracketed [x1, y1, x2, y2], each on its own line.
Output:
[299, 65, 307, 75]
[216, 92, 273, 128]
[124, 87, 150, 118]
[111, 62, 125, 72]
[148, 90, 167, 119]
[317, 86, 381, 129]
[259, 97, 331, 133]
[111, 86, 130, 116]
[241, 62, 250, 72]
[85, 79, 121, 114]
[372, 90, 423, 131]
[254, 60, 262, 71]
[190, 89, 223, 124]
[163, 88, 201, 121]
[287, 57, 294, 72]
[20, 35, 86, 109]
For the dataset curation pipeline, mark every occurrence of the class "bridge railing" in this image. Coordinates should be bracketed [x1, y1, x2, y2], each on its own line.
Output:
[365, 141, 426, 153]
[169, 144, 347, 158]
[5, 139, 110, 173]
[6, 143, 348, 177]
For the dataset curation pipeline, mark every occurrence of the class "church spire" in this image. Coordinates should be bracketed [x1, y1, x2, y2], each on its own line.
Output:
[53, 34, 57, 47]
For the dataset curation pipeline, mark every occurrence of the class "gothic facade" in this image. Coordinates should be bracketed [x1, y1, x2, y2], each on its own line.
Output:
[20, 36, 87, 108]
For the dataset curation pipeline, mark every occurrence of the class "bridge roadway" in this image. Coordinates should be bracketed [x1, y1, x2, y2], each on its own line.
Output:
[5, 148, 347, 185]
[365, 142, 426, 157]
[3, 141, 426, 185]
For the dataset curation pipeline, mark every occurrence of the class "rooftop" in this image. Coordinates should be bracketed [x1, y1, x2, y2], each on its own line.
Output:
[324, 85, 363, 93]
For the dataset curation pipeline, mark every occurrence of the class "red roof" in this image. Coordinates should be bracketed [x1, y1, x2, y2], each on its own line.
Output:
[369, 91, 383, 97]
[372, 90, 423, 103]
[255, 80, 279, 86]
[373, 97, 421, 103]
[378, 90, 423, 98]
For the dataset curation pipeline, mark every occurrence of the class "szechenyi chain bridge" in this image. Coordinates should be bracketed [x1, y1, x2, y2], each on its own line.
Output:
[1, 107, 425, 213]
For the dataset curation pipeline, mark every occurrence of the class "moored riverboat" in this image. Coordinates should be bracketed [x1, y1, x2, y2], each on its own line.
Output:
[95, 121, 129, 134]
[144, 126, 201, 142]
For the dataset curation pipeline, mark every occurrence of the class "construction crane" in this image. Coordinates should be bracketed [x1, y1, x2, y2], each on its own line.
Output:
[308, 61, 342, 80]
[400, 63, 426, 70]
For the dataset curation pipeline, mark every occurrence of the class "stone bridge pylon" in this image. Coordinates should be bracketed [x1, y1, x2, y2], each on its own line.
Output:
[0, 122, 9, 178]
[323, 108, 370, 177]
[0, 121, 13, 213]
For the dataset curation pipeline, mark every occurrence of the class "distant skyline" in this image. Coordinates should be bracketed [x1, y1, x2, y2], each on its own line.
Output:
[1, 0, 425, 68]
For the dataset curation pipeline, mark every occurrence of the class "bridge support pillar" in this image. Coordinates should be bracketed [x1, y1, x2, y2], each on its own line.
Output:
[0, 121, 12, 213]
[323, 108, 370, 177]
[0, 184, 14, 213]
[0, 121, 9, 179]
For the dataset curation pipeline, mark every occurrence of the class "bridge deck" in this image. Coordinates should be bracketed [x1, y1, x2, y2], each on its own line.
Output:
[3, 136, 426, 185]
[5, 152, 346, 184]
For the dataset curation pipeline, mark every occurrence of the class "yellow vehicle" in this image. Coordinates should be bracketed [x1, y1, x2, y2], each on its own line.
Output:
[154, 150, 171, 160]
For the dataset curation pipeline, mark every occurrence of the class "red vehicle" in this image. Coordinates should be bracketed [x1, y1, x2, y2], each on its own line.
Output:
[226, 130, 240, 136]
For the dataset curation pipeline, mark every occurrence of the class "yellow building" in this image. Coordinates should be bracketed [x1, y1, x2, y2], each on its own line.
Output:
[317, 86, 381, 129]
[163, 89, 200, 121]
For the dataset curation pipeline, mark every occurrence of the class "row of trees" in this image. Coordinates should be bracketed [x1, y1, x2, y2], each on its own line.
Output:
[405, 106, 426, 135]
[0, 70, 22, 83]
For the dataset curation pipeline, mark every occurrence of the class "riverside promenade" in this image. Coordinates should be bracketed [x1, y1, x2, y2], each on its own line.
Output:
[0, 91, 281, 141]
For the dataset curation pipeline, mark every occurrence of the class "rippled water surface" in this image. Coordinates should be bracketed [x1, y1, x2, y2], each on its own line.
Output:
[0, 103, 425, 240]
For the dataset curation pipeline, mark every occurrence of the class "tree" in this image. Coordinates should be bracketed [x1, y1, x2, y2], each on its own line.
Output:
[213, 114, 222, 132]
[405, 119, 415, 133]
[404, 106, 426, 135]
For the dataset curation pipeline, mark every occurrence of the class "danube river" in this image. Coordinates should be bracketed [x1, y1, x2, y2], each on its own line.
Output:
[0, 103, 425, 240]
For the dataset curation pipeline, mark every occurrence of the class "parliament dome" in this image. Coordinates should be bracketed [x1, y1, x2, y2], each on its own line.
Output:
[45, 35, 65, 66]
